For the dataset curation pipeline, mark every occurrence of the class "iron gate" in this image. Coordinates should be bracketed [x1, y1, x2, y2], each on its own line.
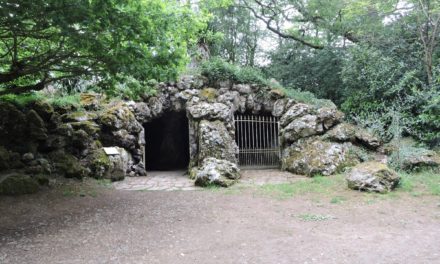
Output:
[234, 114, 281, 168]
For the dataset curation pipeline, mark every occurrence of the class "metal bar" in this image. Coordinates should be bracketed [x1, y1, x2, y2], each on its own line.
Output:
[234, 114, 281, 168]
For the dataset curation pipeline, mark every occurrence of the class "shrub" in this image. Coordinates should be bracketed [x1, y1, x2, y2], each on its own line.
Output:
[200, 57, 269, 86]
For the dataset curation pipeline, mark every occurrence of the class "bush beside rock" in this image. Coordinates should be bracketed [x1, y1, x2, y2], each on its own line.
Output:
[0, 173, 40, 195]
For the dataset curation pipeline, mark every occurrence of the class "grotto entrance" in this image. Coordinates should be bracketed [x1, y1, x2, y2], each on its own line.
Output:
[144, 112, 190, 171]
[235, 114, 281, 169]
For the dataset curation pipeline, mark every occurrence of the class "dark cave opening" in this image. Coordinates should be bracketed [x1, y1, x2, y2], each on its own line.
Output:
[144, 112, 190, 171]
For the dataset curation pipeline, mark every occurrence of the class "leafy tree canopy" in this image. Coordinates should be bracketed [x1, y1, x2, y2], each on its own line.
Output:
[0, 0, 206, 95]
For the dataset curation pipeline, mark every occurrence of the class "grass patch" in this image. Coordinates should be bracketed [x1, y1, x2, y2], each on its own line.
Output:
[297, 214, 335, 222]
[284, 88, 335, 108]
[0, 92, 81, 108]
[397, 170, 440, 196]
[330, 196, 347, 204]
[259, 175, 345, 199]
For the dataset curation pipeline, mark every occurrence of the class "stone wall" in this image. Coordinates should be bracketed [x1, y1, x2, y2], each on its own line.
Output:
[0, 75, 381, 188]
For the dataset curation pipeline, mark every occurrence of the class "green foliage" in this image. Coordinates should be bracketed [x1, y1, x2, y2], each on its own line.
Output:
[104, 76, 158, 100]
[200, 57, 269, 86]
[284, 88, 336, 108]
[341, 45, 440, 147]
[0, 92, 80, 108]
[266, 47, 345, 104]
[0, 0, 206, 95]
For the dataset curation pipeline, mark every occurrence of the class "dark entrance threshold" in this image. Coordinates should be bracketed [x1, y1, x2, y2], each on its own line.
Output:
[144, 112, 190, 171]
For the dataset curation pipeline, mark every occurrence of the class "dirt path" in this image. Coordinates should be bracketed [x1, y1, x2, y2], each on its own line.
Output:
[1, 180, 439, 264]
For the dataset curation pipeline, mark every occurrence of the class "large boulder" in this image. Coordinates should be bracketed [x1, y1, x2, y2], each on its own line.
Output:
[187, 102, 232, 122]
[193, 158, 240, 187]
[281, 114, 323, 143]
[27, 110, 48, 140]
[390, 147, 440, 171]
[32, 100, 54, 121]
[99, 103, 142, 133]
[0, 173, 40, 195]
[282, 138, 355, 176]
[0, 146, 10, 171]
[325, 123, 381, 149]
[49, 151, 88, 179]
[0, 103, 27, 149]
[88, 147, 131, 181]
[280, 104, 343, 144]
[197, 120, 238, 164]
[346, 162, 400, 193]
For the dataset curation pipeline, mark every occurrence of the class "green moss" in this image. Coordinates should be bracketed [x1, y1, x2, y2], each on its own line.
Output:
[50, 151, 88, 179]
[0, 146, 10, 170]
[200, 88, 218, 101]
[62, 111, 96, 122]
[0, 174, 40, 195]
[89, 149, 111, 179]
[70, 121, 100, 135]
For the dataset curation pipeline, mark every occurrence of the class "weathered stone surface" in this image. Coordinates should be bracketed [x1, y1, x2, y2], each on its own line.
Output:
[282, 138, 354, 176]
[130, 102, 152, 123]
[0, 146, 10, 171]
[70, 121, 100, 136]
[88, 147, 131, 181]
[194, 158, 240, 187]
[27, 110, 48, 140]
[317, 107, 344, 130]
[0, 103, 27, 149]
[198, 120, 238, 164]
[0, 173, 40, 195]
[32, 100, 54, 121]
[272, 99, 287, 117]
[187, 102, 232, 122]
[346, 162, 400, 193]
[279, 103, 311, 127]
[281, 114, 323, 143]
[62, 111, 96, 122]
[396, 148, 440, 171]
[22, 153, 35, 163]
[80, 93, 103, 110]
[232, 84, 251, 94]
[199, 88, 218, 102]
[99, 103, 141, 133]
[323, 123, 381, 149]
[49, 151, 88, 179]
[107, 147, 133, 181]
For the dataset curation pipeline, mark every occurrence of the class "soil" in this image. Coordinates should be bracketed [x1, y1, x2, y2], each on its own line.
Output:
[1, 178, 439, 264]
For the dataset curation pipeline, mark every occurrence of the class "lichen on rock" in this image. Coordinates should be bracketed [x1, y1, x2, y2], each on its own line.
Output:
[346, 161, 400, 193]
[194, 158, 240, 187]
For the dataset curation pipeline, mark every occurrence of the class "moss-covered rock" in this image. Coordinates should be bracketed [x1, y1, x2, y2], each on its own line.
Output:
[0, 146, 10, 171]
[200, 88, 218, 102]
[32, 100, 54, 121]
[282, 138, 357, 176]
[62, 111, 97, 122]
[0, 102, 27, 149]
[346, 162, 400, 193]
[197, 120, 238, 164]
[27, 109, 48, 140]
[49, 151, 88, 179]
[88, 149, 112, 179]
[194, 158, 240, 187]
[99, 103, 142, 134]
[70, 121, 100, 136]
[269, 88, 286, 99]
[0, 173, 40, 195]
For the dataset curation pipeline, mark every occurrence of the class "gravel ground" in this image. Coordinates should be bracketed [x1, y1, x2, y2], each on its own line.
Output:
[0, 179, 439, 264]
